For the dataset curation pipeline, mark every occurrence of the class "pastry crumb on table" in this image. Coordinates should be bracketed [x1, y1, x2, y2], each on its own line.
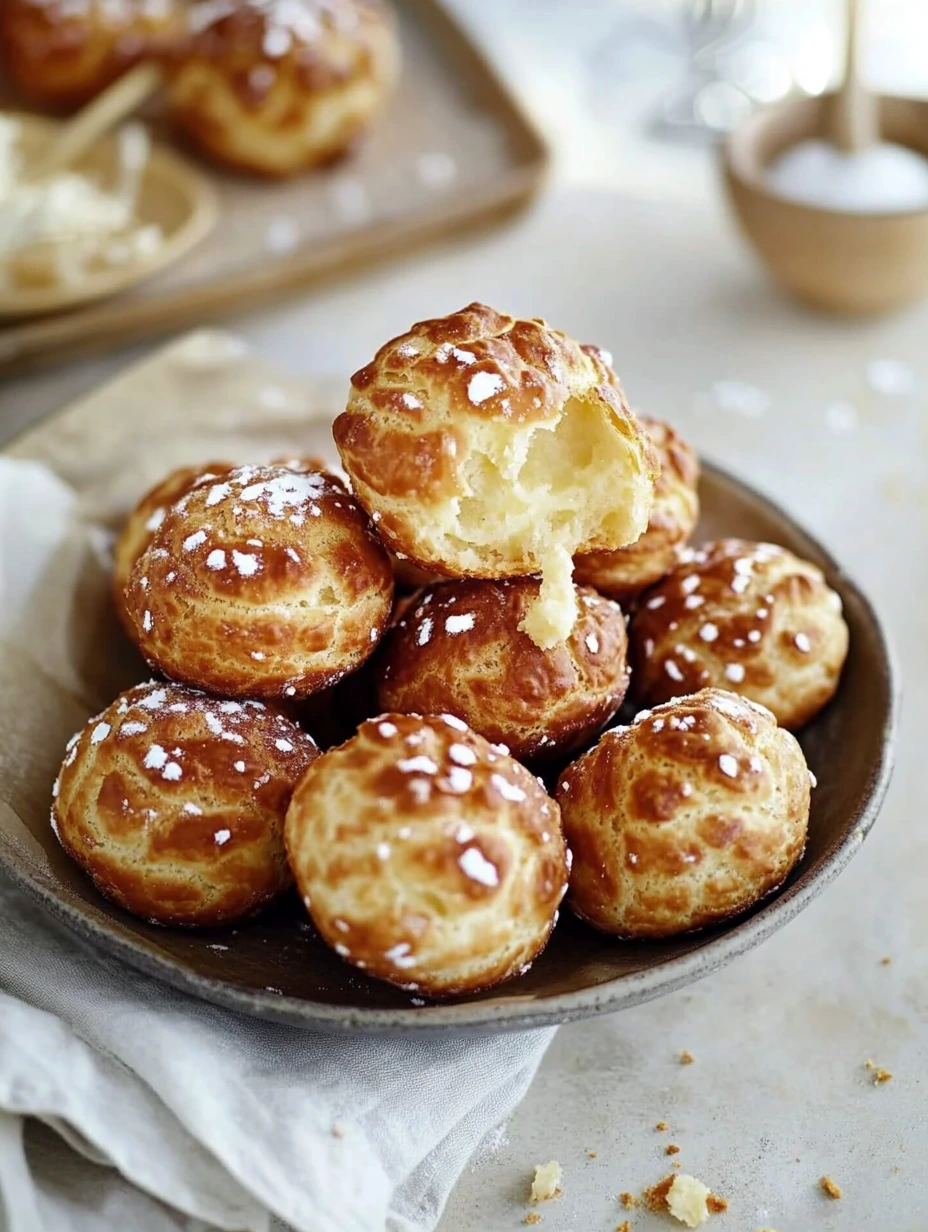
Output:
[655, 1120, 668, 1131]
[619, 1190, 638, 1209]
[666, 1143, 681, 1155]
[530, 1161, 562, 1202]
[644, 1173, 726, 1226]
[679, 1050, 695, 1065]
[523, 1214, 542, 1226]
[820, 1175, 843, 1199]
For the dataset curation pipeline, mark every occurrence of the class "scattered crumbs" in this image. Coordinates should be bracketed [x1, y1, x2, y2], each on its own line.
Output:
[655, 1121, 668, 1132]
[707, 1195, 728, 1213]
[529, 1161, 562, 1203]
[820, 1176, 842, 1199]
[587, 1150, 597, 1159]
[872, 1067, 893, 1085]
[619, 1192, 638, 1209]
[679, 1050, 695, 1065]
[617, 1224, 631, 1232]
[881, 956, 892, 965]
[667, 1144, 681, 1156]
[643, 1175, 675, 1213]
[865, 1058, 875, 1069]
[523, 1214, 542, 1226]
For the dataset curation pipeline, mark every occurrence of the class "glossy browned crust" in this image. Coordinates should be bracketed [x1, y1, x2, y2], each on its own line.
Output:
[285, 712, 568, 995]
[557, 688, 810, 938]
[375, 578, 630, 762]
[124, 463, 393, 700]
[628, 539, 849, 729]
[574, 418, 700, 603]
[112, 454, 330, 628]
[113, 460, 235, 631]
[333, 302, 658, 575]
[166, 0, 398, 176]
[0, 0, 184, 108]
[52, 680, 318, 926]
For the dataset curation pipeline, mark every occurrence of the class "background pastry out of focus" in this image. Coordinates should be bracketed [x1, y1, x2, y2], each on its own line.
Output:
[3, 0, 928, 363]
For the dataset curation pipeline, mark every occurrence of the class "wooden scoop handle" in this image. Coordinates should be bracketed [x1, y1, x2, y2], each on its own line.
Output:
[27, 62, 163, 182]
[831, 0, 878, 152]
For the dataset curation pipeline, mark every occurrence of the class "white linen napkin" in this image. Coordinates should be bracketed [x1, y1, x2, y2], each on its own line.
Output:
[0, 875, 553, 1232]
[0, 437, 555, 1229]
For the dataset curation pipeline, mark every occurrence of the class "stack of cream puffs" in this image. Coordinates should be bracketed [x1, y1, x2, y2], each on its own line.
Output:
[52, 302, 849, 997]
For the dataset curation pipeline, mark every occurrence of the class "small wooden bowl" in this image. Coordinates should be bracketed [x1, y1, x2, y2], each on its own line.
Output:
[0, 112, 218, 319]
[723, 93, 928, 315]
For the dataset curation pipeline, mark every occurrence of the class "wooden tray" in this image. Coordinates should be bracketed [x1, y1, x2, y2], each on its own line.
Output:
[0, 0, 548, 374]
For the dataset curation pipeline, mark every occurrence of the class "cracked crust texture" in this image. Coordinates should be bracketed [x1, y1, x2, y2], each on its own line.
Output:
[574, 417, 700, 604]
[628, 538, 849, 729]
[285, 712, 569, 995]
[375, 577, 630, 762]
[333, 303, 658, 578]
[166, 0, 398, 176]
[557, 688, 810, 938]
[124, 463, 393, 700]
[52, 680, 318, 927]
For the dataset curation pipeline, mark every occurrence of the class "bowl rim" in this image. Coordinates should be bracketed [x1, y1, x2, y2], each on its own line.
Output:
[722, 90, 928, 222]
[0, 457, 899, 1036]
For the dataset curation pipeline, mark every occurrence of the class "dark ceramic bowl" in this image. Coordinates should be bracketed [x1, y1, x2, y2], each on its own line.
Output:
[0, 462, 896, 1036]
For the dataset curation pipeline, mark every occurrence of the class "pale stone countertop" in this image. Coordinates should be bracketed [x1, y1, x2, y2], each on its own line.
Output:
[2, 4, 927, 1229]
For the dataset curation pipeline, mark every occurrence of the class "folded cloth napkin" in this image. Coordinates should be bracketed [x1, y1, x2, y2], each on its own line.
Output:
[0, 442, 556, 1230]
[0, 877, 554, 1232]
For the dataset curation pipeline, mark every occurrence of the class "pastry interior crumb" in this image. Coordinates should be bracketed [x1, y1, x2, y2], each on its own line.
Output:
[530, 1160, 562, 1202]
[820, 1175, 842, 1199]
[619, 1191, 638, 1209]
[523, 1214, 542, 1226]
[666, 1173, 712, 1226]
[645, 1174, 724, 1227]
[443, 399, 650, 649]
